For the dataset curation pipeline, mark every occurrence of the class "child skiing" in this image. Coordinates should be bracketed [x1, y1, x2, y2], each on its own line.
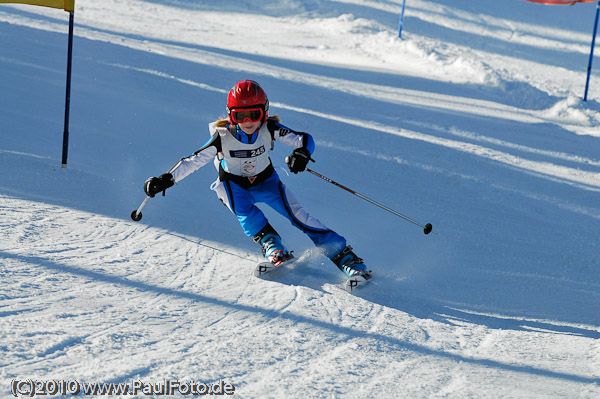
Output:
[143, 79, 372, 283]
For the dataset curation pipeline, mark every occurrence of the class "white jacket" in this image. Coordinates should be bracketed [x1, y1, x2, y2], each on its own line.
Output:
[169, 120, 314, 188]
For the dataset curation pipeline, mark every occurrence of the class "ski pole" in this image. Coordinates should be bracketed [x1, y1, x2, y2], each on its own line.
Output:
[130, 196, 150, 222]
[306, 168, 435, 235]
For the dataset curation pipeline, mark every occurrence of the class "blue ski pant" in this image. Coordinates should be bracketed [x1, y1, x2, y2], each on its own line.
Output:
[214, 172, 346, 258]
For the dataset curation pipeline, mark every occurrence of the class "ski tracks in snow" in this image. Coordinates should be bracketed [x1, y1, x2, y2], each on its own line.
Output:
[0, 195, 243, 382]
[1, 194, 599, 396]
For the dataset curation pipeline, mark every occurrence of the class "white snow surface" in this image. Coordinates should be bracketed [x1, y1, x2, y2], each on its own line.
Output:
[1, 0, 600, 397]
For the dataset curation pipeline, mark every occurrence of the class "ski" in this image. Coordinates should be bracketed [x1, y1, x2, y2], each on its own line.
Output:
[253, 252, 373, 293]
[253, 255, 295, 277]
[343, 272, 373, 293]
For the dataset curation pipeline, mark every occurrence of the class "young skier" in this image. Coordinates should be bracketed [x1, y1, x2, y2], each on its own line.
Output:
[143, 79, 371, 281]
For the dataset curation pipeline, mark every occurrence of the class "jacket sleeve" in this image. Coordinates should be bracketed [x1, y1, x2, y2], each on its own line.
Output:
[168, 133, 220, 183]
[267, 120, 315, 154]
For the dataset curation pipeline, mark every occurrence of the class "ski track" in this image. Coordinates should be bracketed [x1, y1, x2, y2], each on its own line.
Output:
[2, 194, 599, 396]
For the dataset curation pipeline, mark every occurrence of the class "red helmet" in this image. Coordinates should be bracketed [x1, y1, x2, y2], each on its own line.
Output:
[226, 80, 269, 123]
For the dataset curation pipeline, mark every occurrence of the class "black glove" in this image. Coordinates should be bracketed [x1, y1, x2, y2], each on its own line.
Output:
[144, 173, 175, 197]
[285, 148, 312, 174]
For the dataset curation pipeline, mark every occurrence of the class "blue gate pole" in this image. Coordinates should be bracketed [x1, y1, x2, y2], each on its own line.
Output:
[61, 11, 74, 167]
[398, 0, 407, 38]
[584, 0, 600, 102]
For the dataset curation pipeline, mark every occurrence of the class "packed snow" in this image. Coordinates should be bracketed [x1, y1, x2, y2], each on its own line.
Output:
[1, 0, 599, 397]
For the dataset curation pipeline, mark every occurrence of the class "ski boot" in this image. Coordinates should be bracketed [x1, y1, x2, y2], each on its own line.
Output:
[331, 246, 372, 280]
[253, 223, 293, 266]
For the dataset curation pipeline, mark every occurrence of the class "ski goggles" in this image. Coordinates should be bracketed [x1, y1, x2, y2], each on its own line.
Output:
[230, 107, 264, 124]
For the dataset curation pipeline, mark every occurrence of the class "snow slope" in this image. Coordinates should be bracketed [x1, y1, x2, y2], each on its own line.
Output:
[1, 0, 599, 397]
